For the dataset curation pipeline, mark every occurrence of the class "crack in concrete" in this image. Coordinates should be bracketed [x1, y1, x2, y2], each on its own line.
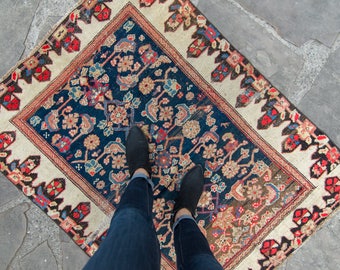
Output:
[46, 239, 61, 270]
[7, 209, 50, 269]
[0, 194, 29, 214]
[20, 201, 63, 269]
[289, 40, 330, 104]
[226, 0, 300, 52]
[47, 229, 64, 270]
[5, 203, 30, 270]
[19, 0, 42, 61]
[16, 240, 57, 268]
[226, 0, 335, 105]
[331, 33, 340, 52]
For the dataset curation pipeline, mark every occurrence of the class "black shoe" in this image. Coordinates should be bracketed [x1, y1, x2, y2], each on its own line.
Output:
[126, 126, 151, 177]
[172, 165, 204, 227]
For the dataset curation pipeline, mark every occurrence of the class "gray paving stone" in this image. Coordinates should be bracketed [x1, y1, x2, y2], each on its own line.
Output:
[61, 241, 89, 270]
[286, 40, 330, 105]
[0, 203, 29, 268]
[195, 0, 304, 94]
[235, 0, 340, 47]
[326, 209, 340, 238]
[298, 47, 340, 146]
[59, 229, 72, 244]
[277, 210, 340, 270]
[0, 0, 40, 78]
[0, 0, 78, 78]
[11, 202, 63, 269]
[0, 172, 21, 207]
[22, 0, 78, 58]
[18, 241, 58, 270]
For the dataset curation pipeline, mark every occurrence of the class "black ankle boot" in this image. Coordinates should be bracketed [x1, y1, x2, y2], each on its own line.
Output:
[172, 165, 204, 227]
[126, 126, 151, 177]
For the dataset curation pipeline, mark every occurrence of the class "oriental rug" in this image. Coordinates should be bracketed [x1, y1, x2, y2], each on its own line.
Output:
[0, 1, 339, 269]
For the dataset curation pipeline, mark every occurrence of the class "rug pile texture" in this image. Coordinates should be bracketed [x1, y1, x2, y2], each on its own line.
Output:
[0, 1, 339, 269]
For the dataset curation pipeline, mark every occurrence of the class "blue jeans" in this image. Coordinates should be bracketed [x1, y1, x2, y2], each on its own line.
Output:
[83, 175, 223, 270]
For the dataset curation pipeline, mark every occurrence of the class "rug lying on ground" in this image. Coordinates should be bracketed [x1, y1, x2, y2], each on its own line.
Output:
[1, 1, 339, 269]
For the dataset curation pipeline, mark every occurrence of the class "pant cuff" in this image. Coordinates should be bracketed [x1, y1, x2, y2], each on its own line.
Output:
[130, 172, 154, 189]
[173, 214, 196, 231]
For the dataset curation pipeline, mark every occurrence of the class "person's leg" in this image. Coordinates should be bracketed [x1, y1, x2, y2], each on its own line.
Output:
[173, 216, 223, 270]
[172, 166, 223, 270]
[84, 126, 160, 270]
[83, 173, 160, 270]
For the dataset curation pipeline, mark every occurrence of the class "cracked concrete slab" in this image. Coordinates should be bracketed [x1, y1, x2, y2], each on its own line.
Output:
[0, 0, 78, 78]
[298, 47, 340, 146]
[59, 230, 89, 269]
[0, 0, 40, 78]
[22, 0, 78, 58]
[59, 230, 72, 244]
[278, 211, 340, 270]
[18, 241, 58, 270]
[195, 0, 304, 94]
[0, 173, 21, 207]
[8, 202, 64, 269]
[286, 40, 330, 105]
[61, 242, 89, 270]
[0, 203, 29, 268]
[235, 0, 340, 47]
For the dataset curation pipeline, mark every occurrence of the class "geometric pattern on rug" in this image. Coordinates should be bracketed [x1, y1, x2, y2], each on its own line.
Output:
[0, 1, 338, 269]
[12, 5, 312, 268]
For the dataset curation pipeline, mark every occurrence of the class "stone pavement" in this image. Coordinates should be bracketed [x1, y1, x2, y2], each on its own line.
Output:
[0, 0, 339, 269]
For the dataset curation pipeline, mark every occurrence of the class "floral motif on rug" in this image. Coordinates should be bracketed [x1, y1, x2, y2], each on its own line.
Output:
[1, 1, 339, 269]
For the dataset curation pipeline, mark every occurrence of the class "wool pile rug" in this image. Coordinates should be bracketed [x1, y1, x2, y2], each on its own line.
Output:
[0, 1, 339, 269]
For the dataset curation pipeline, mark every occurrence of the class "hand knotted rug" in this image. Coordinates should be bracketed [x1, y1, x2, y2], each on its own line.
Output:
[0, 1, 339, 269]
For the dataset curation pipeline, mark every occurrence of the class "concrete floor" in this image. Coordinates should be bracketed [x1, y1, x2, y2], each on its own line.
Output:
[0, 0, 339, 269]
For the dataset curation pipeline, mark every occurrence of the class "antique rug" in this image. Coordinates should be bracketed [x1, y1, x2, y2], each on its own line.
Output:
[0, 1, 339, 269]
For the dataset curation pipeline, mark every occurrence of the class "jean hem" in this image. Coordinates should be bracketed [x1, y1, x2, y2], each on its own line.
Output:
[130, 172, 154, 189]
[173, 214, 196, 231]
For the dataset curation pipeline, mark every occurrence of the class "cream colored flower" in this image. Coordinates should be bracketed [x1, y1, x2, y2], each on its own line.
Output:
[153, 198, 165, 213]
[246, 185, 263, 200]
[159, 106, 173, 121]
[111, 154, 126, 169]
[222, 160, 240, 178]
[84, 134, 100, 150]
[117, 55, 134, 72]
[203, 144, 217, 159]
[62, 113, 79, 129]
[96, 180, 105, 190]
[139, 77, 155, 95]
[182, 120, 200, 139]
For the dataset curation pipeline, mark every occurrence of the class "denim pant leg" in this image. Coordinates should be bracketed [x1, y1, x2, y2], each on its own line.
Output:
[83, 176, 160, 270]
[174, 216, 223, 270]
